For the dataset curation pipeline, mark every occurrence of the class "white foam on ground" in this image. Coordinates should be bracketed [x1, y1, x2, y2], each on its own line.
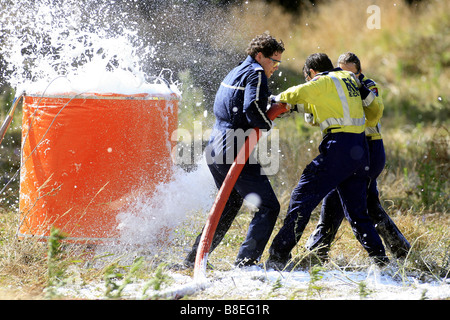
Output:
[56, 265, 450, 300]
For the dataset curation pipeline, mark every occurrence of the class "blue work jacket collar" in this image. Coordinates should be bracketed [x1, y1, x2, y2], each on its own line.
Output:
[317, 67, 343, 76]
[242, 55, 260, 66]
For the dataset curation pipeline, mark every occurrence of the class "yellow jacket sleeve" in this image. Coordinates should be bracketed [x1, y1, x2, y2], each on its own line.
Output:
[362, 77, 384, 128]
[278, 78, 326, 107]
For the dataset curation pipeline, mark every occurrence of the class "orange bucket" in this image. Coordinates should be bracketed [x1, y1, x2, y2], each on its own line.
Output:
[18, 91, 178, 243]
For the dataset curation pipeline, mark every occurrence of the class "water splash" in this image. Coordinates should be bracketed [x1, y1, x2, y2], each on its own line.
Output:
[116, 157, 215, 249]
[1, 0, 216, 253]
[1, 0, 163, 94]
[1, 1, 269, 255]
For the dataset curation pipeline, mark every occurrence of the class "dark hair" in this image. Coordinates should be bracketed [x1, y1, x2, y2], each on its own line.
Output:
[304, 53, 334, 73]
[246, 33, 285, 58]
[337, 52, 361, 73]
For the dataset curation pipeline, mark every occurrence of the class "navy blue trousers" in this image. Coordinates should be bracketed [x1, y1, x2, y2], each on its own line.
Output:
[306, 139, 410, 258]
[269, 132, 386, 260]
[185, 160, 280, 265]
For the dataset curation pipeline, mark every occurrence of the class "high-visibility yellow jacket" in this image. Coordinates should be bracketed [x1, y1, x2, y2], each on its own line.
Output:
[361, 76, 384, 140]
[277, 69, 367, 134]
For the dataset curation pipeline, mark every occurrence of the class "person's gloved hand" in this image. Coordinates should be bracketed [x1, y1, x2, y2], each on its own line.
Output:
[304, 113, 314, 124]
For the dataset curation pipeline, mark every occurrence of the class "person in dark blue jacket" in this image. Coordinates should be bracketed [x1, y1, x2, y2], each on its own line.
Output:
[184, 33, 285, 267]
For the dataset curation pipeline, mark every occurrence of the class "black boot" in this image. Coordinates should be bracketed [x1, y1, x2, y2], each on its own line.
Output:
[266, 253, 291, 271]
[183, 249, 196, 268]
[235, 257, 258, 268]
[375, 219, 411, 259]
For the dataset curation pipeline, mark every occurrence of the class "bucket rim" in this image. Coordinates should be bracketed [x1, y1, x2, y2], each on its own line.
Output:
[25, 92, 180, 101]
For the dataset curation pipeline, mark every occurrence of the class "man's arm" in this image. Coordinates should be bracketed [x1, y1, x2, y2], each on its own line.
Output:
[243, 70, 272, 130]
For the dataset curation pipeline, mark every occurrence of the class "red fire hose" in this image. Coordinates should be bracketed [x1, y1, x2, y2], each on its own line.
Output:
[194, 102, 288, 279]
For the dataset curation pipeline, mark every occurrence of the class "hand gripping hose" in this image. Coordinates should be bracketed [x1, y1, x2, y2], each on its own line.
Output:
[194, 102, 288, 279]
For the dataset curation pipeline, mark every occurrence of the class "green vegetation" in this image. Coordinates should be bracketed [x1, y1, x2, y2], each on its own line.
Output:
[0, 0, 448, 299]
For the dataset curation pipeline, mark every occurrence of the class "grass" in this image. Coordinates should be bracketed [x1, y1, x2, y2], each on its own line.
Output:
[0, 180, 448, 299]
[0, 0, 449, 299]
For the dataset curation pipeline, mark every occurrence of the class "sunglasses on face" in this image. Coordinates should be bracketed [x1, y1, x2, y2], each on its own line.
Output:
[268, 57, 282, 67]
[304, 71, 311, 82]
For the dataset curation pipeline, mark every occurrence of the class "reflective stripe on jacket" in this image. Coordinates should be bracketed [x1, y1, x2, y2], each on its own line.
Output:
[212, 55, 272, 131]
[361, 76, 384, 140]
[208, 55, 272, 160]
[279, 68, 366, 134]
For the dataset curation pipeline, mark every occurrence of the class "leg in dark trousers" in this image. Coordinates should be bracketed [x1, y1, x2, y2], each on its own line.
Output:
[185, 161, 280, 267]
[336, 167, 385, 258]
[306, 190, 344, 258]
[268, 133, 387, 267]
[306, 138, 410, 259]
[366, 139, 410, 258]
[184, 188, 243, 266]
